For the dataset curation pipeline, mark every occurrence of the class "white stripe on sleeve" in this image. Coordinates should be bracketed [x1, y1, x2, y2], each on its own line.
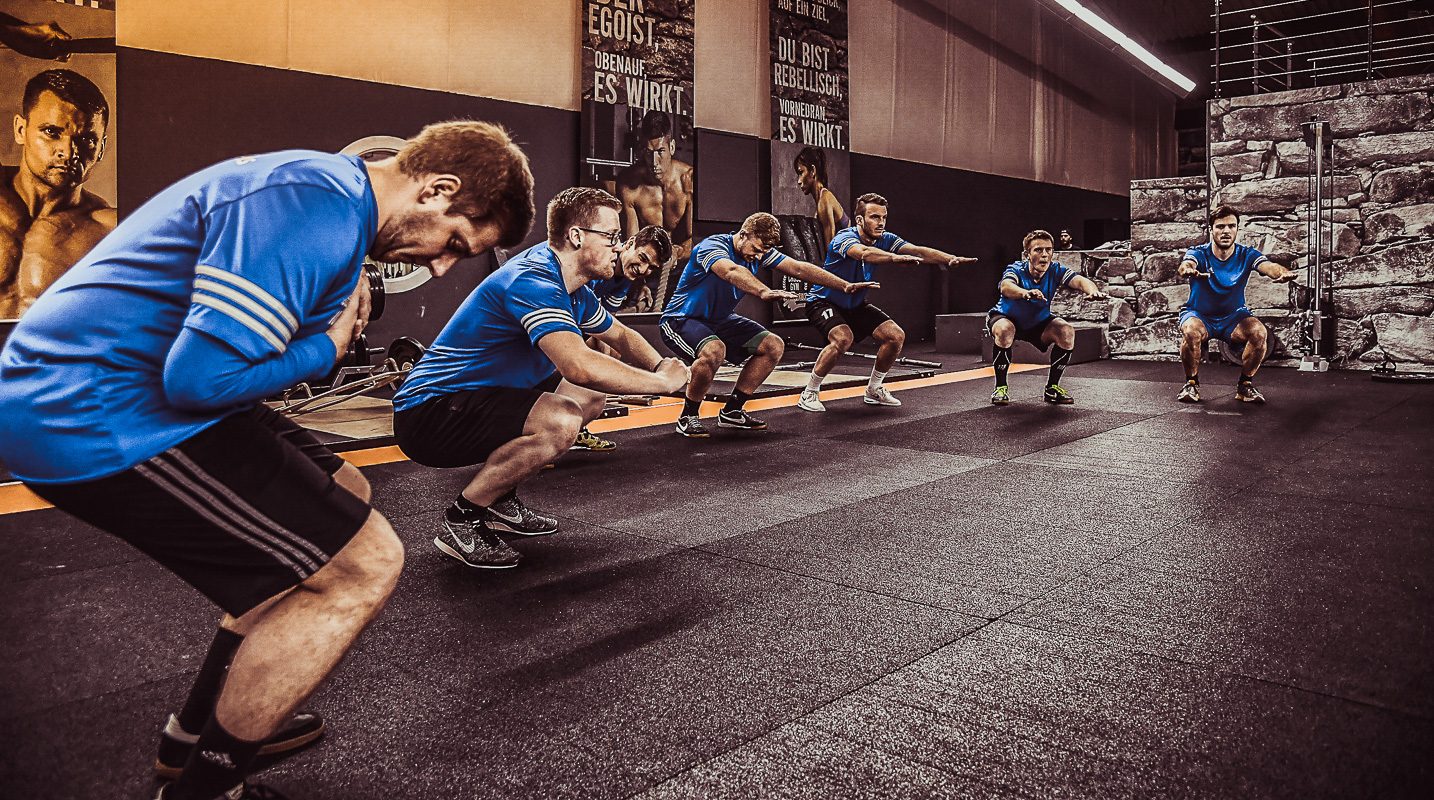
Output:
[195, 265, 300, 334]
[192, 293, 289, 353]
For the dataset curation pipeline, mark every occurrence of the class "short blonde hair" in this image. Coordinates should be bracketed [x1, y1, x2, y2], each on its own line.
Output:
[740, 212, 782, 248]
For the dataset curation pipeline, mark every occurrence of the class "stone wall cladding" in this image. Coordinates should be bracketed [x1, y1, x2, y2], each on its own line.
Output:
[1092, 75, 1434, 369]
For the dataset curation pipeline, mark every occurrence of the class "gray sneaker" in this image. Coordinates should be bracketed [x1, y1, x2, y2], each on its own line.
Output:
[485, 492, 559, 536]
[434, 518, 520, 568]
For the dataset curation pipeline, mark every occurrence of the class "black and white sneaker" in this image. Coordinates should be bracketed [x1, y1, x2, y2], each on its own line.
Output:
[675, 415, 711, 438]
[434, 518, 521, 568]
[717, 408, 767, 430]
[156, 712, 325, 779]
[156, 782, 291, 800]
[485, 492, 559, 536]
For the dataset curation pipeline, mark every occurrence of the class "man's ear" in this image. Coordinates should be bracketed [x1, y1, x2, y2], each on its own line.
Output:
[420, 174, 462, 203]
[14, 114, 26, 147]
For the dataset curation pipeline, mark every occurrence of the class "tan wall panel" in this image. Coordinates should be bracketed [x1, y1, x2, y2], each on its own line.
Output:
[288, 0, 450, 91]
[448, 0, 580, 111]
[118, 0, 290, 69]
[694, 0, 766, 137]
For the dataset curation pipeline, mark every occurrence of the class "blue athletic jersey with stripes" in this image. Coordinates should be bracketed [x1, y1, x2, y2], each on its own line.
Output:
[809, 227, 907, 309]
[590, 274, 634, 312]
[990, 260, 1076, 330]
[662, 233, 787, 321]
[0, 151, 375, 484]
[1181, 242, 1270, 319]
[392, 243, 614, 411]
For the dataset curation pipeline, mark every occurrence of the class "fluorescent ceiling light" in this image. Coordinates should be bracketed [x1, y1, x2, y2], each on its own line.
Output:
[1047, 0, 1197, 95]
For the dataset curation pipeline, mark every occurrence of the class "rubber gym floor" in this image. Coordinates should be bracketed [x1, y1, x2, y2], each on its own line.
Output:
[2, 349, 1431, 799]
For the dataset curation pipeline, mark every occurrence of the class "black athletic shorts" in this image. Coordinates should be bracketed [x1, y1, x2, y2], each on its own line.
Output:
[807, 299, 892, 344]
[26, 405, 371, 618]
[393, 372, 563, 469]
[986, 311, 1056, 352]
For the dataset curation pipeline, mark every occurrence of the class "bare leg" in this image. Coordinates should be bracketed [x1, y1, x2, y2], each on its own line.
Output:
[1180, 317, 1209, 380]
[1231, 317, 1268, 378]
[555, 379, 608, 426]
[685, 340, 726, 406]
[460, 393, 586, 507]
[814, 325, 853, 379]
[733, 334, 783, 395]
[871, 320, 905, 373]
[214, 512, 403, 741]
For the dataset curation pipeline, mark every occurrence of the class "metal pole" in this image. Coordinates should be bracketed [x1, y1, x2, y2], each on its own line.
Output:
[1286, 41, 1293, 89]
[1252, 15, 1261, 94]
[1367, 0, 1374, 79]
[1214, 0, 1222, 98]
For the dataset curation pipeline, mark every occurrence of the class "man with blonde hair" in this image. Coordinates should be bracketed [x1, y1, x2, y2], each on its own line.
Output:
[659, 212, 874, 437]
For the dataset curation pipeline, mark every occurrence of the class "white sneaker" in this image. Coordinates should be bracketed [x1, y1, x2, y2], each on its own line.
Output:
[798, 388, 826, 412]
[863, 386, 902, 406]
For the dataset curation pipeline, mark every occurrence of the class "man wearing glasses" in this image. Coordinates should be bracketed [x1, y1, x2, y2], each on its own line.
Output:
[392, 187, 689, 569]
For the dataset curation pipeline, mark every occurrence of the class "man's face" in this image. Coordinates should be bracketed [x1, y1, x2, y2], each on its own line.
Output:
[795, 162, 816, 195]
[1060, 231, 1073, 246]
[645, 136, 673, 179]
[618, 240, 659, 281]
[734, 230, 771, 261]
[1211, 215, 1238, 250]
[14, 91, 106, 192]
[858, 203, 888, 241]
[573, 206, 622, 280]
[372, 193, 502, 277]
[1026, 238, 1054, 276]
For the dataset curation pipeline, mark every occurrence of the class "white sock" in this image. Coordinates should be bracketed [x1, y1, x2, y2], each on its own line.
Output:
[867, 370, 887, 392]
[806, 372, 825, 392]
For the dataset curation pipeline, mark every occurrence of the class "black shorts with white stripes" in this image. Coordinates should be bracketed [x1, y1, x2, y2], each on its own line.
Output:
[27, 405, 372, 617]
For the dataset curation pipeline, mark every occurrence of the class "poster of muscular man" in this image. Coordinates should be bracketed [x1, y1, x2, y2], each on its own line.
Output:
[580, 0, 695, 315]
[1, 0, 116, 321]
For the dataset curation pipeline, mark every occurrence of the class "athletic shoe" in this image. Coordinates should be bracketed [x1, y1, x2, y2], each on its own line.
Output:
[434, 518, 520, 569]
[1043, 385, 1075, 404]
[156, 782, 291, 800]
[676, 415, 711, 438]
[486, 492, 559, 536]
[717, 408, 768, 430]
[156, 713, 324, 779]
[863, 386, 902, 407]
[1177, 381, 1201, 403]
[990, 385, 1011, 405]
[570, 427, 616, 451]
[798, 389, 825, 412]
[1236, 382, 1266, 403]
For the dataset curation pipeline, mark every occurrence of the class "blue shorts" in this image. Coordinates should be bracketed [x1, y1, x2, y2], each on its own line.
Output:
[1180, 307, 1254, 344]
[658, 314, 771, 366]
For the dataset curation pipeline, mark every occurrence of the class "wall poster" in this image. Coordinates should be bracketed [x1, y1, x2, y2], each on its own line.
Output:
[1, 0, 116, 321]
[580, 0, 695, 315]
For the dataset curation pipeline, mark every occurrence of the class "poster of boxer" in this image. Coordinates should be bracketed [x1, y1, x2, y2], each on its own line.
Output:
[580, 0, 695, 315]
[770, 0, 849, 313]
[1, 0, 116, 320]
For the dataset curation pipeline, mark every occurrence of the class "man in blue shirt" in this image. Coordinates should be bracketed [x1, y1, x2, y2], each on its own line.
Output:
[799, 193, 977, 412]
[0, 121, 535, 800]
[659, 212, 873, 437]
[1177, 205, 1297, 403]
[988, 229, 1108, 405]
[393, 187, 688, 569]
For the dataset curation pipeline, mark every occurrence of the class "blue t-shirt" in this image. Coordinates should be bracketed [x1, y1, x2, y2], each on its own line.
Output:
[590, 274, 634, 312]
[809, 226, 908, 309]
[1182, 242, 1270, 319]
[662, 233, 788, 321]
[990, 260, 1076, 330]
[392, 243, 614, 411]
[0, 151, 375, 484]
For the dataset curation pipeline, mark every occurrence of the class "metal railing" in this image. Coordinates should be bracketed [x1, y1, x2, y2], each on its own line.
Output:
[1214, 0, 1434, 96]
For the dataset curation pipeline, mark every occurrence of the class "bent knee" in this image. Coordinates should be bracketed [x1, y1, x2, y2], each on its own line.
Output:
[758, 335, 785, 359]
[829, 330, 854, 350]
[315, 514, 404, 597]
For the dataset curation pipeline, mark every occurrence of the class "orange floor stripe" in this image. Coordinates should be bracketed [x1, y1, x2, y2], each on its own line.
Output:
[0, 363, 1042, 515]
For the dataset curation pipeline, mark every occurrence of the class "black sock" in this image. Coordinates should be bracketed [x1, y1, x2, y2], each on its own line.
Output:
[1186, 374, 1199, 384]
[993, 346, 1012, 387]
[1239, 373, 1254, 384]
[446, 495, 485, 523]
[1048, 347, 1072, 388]
[171, 716, 262, 800]
[723, 390, 751, 413]
[175, 628, 245, 735]
[682, 397, 701, 417]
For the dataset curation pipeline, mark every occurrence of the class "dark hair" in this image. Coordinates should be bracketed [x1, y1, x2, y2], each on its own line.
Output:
[639, 110, 671, 141]
[1209, 204, 1240, 226]
[793, 147, 828, 186]
[546, 187, 622, 249]
[854, 193, 888, 218]
[23, 69, 109, 130]
[741, 212, 783, 248]
[631, 225, 673, 265]
[397, 120, 535, 248]
[1023, 230, 1054, 254]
